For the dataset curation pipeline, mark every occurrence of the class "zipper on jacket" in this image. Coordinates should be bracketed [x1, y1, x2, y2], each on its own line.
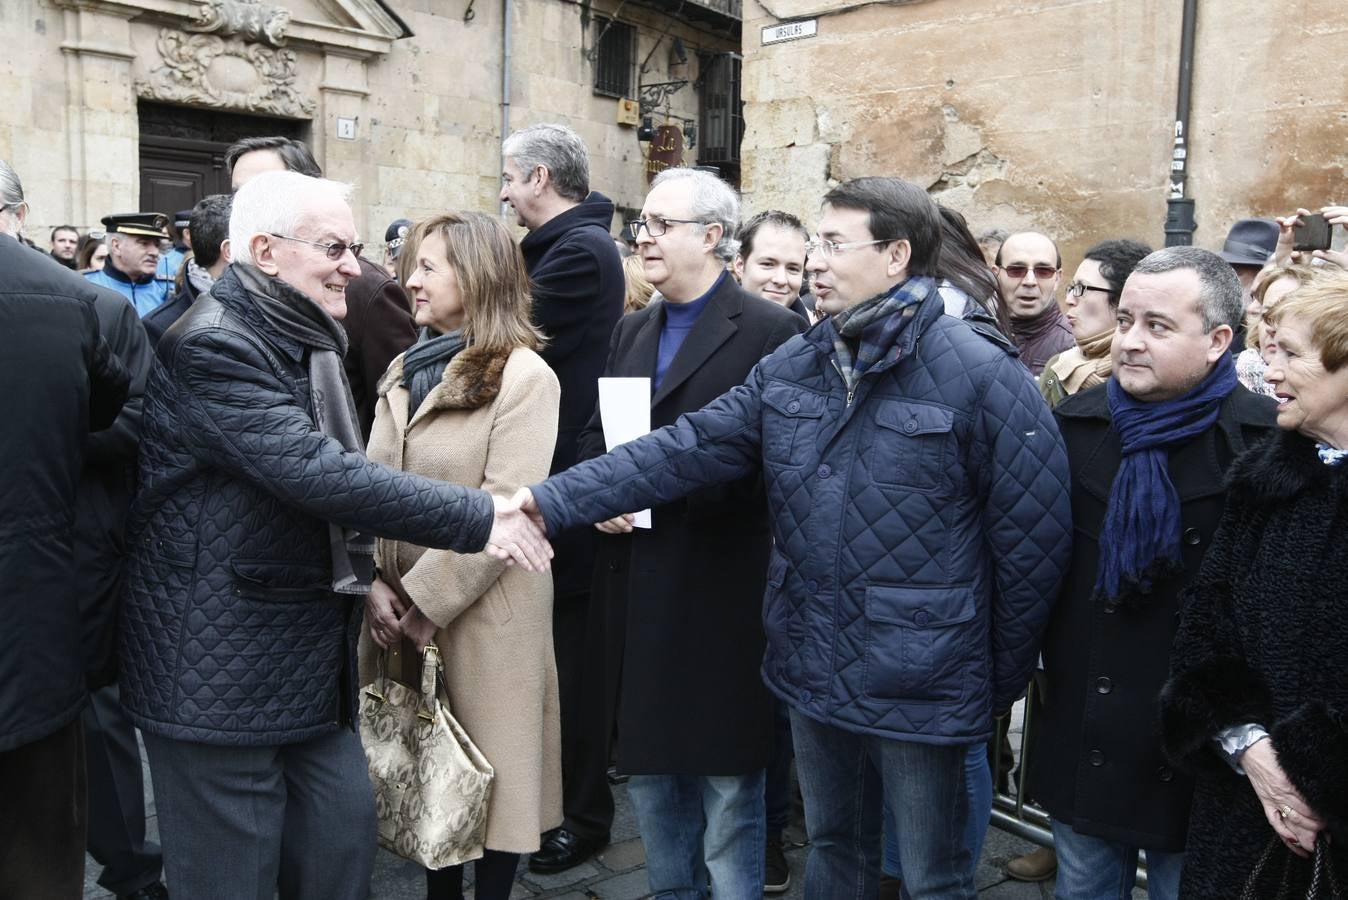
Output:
[829, 359, 855, 407]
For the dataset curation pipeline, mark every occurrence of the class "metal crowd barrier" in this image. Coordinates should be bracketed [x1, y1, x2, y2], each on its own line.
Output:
[987, 676, 1149, 890]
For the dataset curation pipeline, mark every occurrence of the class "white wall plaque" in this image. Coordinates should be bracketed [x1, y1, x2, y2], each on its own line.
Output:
[762, 19, 818, 45]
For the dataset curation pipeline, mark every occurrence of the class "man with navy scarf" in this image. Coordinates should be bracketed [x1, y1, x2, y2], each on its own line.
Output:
[513, 177, 1073, 898]
[1028, 246, 1278, 900]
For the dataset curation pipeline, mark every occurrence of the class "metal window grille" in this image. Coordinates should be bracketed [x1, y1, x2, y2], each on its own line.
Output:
[593, 18, 635, 99]
[697, 52, 743, 168]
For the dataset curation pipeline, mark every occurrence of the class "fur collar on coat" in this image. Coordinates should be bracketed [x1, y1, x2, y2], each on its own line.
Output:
[1227, 428, 1343, 506]
[376, 344, 509, 412]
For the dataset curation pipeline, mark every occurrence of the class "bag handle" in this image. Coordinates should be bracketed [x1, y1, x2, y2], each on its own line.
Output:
[417, 644, 443, 723]
[1310, 834, 1343, 900]
[364, 648, 391, 704]
[1241, 832, 1342, 900]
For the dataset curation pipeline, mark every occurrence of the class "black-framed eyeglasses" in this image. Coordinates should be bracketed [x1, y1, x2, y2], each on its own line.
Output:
[268, 233, 364, 261]
[626, 216, 705, 240]
[1065, 281, 1117, 299]
[1001, 264, 1058, 280]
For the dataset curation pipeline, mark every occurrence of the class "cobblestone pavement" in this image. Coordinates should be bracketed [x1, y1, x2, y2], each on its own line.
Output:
[84, 704, 1144, 898]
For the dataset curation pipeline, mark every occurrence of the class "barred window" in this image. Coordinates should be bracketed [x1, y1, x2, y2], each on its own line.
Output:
[593, 18, 635, 98]
[697, 52, 744, 173]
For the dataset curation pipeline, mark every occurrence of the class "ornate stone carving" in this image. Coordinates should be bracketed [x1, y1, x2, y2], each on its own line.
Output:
[187, 0, 291, 47]
[136, 28, 316, 119]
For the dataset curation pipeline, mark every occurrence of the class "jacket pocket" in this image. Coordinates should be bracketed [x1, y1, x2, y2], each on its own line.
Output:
[230, 558, 332, 603]
[862, 583, 975, 703]
[871, 401, 954, 492]
[761, 382, 826, 468]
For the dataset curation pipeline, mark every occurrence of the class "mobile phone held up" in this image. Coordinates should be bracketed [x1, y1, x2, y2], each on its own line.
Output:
[1293, 213, 1333, 252]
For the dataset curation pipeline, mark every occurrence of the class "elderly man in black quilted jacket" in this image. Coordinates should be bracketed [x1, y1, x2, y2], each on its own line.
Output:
[118, 170, 551, 900]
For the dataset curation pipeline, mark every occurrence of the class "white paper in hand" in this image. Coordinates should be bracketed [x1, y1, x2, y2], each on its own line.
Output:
[598, 377, 653, 528]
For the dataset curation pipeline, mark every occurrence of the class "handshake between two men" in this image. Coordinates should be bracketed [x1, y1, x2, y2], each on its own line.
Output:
[369, 489, 558, 651]
[484, 487, 638, 568]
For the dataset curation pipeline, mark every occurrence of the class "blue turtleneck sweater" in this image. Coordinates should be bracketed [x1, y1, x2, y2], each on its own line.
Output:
[654, 271, 723, 390]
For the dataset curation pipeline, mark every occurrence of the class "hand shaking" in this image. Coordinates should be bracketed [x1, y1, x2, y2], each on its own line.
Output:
[483, 491, 554, 572]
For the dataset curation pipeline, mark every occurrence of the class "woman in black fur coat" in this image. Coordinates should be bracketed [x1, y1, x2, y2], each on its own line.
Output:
[1161, 273, 1348, 898]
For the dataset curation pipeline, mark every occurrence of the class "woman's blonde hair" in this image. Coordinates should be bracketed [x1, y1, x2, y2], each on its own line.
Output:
[405, 212, 546, 353]
[622, 254, 654, 313]
[1247, 264, 1318, 350]
[1266, 269, 1348, 372]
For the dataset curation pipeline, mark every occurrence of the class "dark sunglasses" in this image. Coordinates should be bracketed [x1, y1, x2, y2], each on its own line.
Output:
[1001, 264, 1058, 280]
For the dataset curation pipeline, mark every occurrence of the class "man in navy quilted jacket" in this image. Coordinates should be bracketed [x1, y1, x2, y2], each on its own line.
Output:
[118, 171, 551, 900]
[516, 177, 1073, 899]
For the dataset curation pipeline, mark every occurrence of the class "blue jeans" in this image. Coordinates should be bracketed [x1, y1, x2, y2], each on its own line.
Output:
[790, 709, 975, 900]
[142, 728, 376, 900]
[627, 771, 766, 900]
[1051, 820, 1184, 900]
[765, 699, 794, 840]
[882, 743, 992, 879]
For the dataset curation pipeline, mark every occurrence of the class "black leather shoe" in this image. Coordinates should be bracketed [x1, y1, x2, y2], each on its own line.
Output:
[528, 827, 607, 874]
[120, 882, 168, 900]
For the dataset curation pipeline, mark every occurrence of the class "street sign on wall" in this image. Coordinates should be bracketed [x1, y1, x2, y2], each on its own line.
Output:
[761, 19, 817, 45]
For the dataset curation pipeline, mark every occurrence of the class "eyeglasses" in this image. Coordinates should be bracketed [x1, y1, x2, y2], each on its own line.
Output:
[626, 215, 706, 240]
[1001, 264, 1059, 280]
[805, 237, 896, 257]
[268, 233, 364, 261]
[1065, 281, 1116, 298]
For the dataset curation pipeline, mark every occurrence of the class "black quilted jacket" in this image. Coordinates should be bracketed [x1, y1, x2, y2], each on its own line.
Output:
[118, 266, 494, 745]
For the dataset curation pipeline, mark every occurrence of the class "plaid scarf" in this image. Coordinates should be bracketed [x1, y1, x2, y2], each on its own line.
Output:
[830, 276, 935, 394]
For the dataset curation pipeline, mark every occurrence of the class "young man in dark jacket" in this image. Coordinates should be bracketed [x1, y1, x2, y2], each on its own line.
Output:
[500, 122, 626, 873]
[1027, 247, 1278, 899]
[0, 162, 130, 900]
[517, 177, 1072, 899]
[142, 193, 231, 348]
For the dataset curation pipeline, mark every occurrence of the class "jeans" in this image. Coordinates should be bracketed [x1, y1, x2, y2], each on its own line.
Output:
[1051, 820, 1184, 900]
[627, 771, 766, 899]
[765, 699, 794, 841]
[882, 743, 992, 879]
[790, 709, 975, 899]
[143, 728, 376, 900]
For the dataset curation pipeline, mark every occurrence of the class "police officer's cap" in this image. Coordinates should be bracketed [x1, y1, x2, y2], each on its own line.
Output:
[101, 212, 170, 239]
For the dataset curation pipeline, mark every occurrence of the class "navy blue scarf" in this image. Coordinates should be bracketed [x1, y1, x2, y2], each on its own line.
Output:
[1095, 353, 1237, 607]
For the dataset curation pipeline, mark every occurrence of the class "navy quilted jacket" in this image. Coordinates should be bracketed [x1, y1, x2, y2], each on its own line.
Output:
[119, 268, 495, 746]
[531, 292, 1072, 743]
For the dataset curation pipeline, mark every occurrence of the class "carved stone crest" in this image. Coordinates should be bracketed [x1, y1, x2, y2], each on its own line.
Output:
[187, 0, 291, 47]
[136, 29, 316, 119]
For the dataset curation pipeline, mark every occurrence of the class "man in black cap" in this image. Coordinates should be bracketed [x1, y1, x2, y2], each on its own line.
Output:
[155, 208, 193, 289]
[383, 217, 412, 277]
[1218, 217, 1279, 293]
[86, 213, 173, 316]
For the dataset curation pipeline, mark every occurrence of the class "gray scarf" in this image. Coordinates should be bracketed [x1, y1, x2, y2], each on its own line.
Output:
[234, 263, 376, 596]
[402, 327, 466, 415]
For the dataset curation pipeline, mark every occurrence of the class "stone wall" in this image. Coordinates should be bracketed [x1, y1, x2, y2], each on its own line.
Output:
[740, 0, 1348, 265]
[0, 0, 737, 249]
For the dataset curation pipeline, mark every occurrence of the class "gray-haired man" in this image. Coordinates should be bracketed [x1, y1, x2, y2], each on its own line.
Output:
[501, 123, 627, 874]
[568, 167, 803, 896]
[119, 170, 551, 900]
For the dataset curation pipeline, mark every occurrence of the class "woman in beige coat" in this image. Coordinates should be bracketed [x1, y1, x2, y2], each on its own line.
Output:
[360, 212, 562, 900]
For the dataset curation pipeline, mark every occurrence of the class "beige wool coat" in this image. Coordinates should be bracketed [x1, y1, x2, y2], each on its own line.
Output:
[359, 344, 563, 854]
